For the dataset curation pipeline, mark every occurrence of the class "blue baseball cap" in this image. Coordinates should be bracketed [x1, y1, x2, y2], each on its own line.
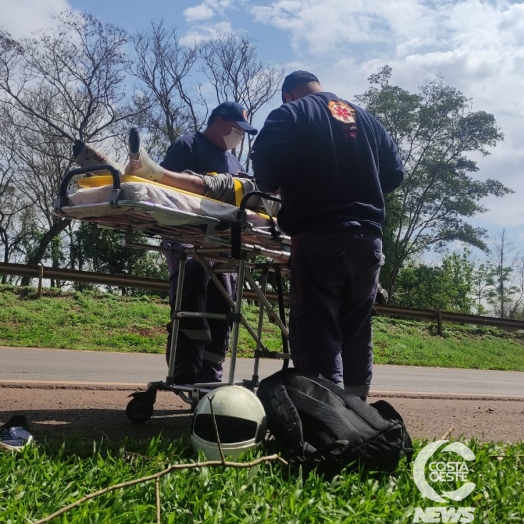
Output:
[281, 71, 319, 102]
[211, 101, 258, 135]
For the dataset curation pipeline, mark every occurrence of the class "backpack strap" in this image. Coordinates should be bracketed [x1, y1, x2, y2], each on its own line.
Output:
[370, 400, 414, 462]
[257, 375, 304, 456]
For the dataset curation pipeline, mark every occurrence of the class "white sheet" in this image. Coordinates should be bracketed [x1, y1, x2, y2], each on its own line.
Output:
[68, 182, 245, 222]
[63, 181, 277, 233]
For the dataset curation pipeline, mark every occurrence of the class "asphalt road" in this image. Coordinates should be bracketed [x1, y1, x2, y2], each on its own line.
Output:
[1, 346, 523, 397]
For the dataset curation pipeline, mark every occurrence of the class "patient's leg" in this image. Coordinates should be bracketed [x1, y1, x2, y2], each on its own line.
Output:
[72, 140, 125, 175]
[125, 127, 166, 182]
[125, 128, 207, 195]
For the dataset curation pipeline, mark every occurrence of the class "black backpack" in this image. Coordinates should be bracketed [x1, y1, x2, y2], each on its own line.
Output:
[256, 368, 413, 477]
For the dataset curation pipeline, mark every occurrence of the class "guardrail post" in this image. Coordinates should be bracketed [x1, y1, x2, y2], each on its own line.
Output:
[436, 309, 443, 336]
[38, 265, 44, 298]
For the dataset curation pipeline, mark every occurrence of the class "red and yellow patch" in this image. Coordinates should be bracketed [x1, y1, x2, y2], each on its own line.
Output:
[328, 100, 356, 124]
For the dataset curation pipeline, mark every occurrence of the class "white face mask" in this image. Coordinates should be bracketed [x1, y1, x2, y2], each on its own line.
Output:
[223, 127, 244, 150]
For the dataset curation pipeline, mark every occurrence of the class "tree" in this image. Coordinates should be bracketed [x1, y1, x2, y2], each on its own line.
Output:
[471, 261, 493, 315]
[0, 14, 286, 285]
[355, 66, 510, 300]
[394, 250, 474, 313]
[0, 117, 35, 269]
[199, 33, 285, 170]
[128, 29, 284, 171]
[441, 250, 475, 313]
[485, 229, 521, 319]
[509, 256, 524, 320]
[72, 223, 168, 295]
[130, 20, 203, 159]
[0, 12, 138, 277]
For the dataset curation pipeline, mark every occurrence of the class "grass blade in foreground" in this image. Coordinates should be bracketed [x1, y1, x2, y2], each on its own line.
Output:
[0, 436, 522, 523]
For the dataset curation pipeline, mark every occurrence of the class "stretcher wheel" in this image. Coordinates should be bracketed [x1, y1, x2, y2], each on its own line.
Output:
[126, 396, 154, 423]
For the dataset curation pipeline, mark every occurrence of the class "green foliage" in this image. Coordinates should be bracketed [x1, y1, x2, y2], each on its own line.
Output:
[471, 262, 492, 315]
[1, 436, 522, 522]
[356, 66, 510, 297]
[0, 286, 169, 352]
[23, 228, 66, 269]
[248, 255, 290, 294]
[372, 316, 524, 371]
[484, 265, 516, 314]
[2, 285, 524, 371]
[483, 230, 523, 319]
[72, 223, 168, 296]
[394, 250, 475, 313]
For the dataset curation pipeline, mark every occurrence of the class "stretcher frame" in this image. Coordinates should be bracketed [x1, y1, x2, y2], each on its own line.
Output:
[54, 165, 292, 421]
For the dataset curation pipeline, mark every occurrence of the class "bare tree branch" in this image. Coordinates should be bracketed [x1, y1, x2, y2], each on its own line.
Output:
[32, 454, 288, 524]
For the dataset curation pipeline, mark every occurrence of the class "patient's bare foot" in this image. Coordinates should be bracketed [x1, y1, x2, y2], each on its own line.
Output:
[72, 140, 125, 175]
[125, 128, 165, 182]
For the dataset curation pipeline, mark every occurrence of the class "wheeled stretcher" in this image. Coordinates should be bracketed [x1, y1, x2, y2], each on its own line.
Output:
[54, 165, 291, 421]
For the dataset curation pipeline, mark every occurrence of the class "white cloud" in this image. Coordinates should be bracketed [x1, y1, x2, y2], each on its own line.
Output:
[183, 4, 215, 22]
[183, 0, 245, 24]
[182, 0, 247, 45]
[383, 4, 524, 231]
[0, 0, 71, 38]
[180, 21, 234, 46]
[251, 0, 441, 57]
[250, 0, 524, 244]
[3, 0, 522, 245]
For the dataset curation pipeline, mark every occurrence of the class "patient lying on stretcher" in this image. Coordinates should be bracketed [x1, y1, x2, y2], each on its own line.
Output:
[73, 128, 263, 210]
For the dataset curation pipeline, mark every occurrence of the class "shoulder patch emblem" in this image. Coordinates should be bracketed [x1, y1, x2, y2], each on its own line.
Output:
[328, 100, 356, 124]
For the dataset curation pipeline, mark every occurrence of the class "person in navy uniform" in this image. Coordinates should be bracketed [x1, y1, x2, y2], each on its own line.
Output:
[160, 101, 258, 385]
[72, 102, 258, 385]
[252, 71, 404, 400]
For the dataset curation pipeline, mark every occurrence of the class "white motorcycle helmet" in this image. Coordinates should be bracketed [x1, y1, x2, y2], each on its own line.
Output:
[190, 385, 267, 460]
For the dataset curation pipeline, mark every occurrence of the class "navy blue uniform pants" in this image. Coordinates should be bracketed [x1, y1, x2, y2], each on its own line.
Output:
[289, 228, 383, 387]
[166, 258, 237, 384]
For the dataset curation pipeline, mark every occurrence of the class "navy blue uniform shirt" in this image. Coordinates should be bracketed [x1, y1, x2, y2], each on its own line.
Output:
[161, 131, 243, 174]
[160, 130, 246, 269]
[251, 92, 404, 236]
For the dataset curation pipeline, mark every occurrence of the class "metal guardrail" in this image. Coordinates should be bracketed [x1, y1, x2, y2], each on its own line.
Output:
[1, 262, 524, 332]
[0, 262, 168, 293]
[373, 304, 524, 332]
[0, 262, 280, 304]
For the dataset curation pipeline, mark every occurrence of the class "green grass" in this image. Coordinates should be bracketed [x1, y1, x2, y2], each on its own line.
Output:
[1, 435, 523, 523]
[0, 286, 168, 353]
[1, 285, 524, 371]
[1, 286, 523, 522]
[372, 317, 524, 371]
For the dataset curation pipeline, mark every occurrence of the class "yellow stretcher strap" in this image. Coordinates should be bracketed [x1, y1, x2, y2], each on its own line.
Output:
[233, 179, 244, 207]
[204, 172, 244, 207]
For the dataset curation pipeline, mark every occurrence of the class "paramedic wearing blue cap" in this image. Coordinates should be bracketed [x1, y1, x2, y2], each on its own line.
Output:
[72, 104, 258, 384]
[252, 72, 404, 400]
[161, 101, 258, 385]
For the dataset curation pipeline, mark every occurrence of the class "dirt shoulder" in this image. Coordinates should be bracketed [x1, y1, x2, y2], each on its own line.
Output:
[1, 381, 523, 444]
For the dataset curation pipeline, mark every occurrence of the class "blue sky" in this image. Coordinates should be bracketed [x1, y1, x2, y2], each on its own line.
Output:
[3, 0, 524, 255]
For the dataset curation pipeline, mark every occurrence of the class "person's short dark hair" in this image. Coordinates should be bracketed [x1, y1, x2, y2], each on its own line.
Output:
[206, 101, 258, 135]
[281, 71, 319, 103]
